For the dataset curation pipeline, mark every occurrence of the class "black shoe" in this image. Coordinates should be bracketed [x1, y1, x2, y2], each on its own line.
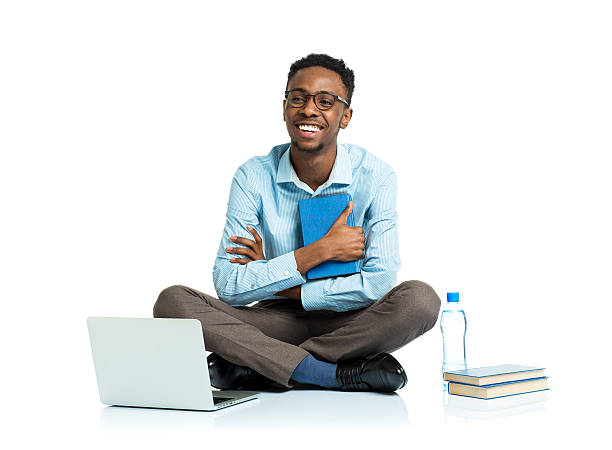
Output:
[336, 353, 407, 392]
[207, 353, 288, 392]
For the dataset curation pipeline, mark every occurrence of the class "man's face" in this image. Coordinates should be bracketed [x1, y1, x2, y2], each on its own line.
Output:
[283, 66, 352, 154]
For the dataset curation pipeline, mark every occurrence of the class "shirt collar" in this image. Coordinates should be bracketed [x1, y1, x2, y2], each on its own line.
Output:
[276, 143, 352, 186]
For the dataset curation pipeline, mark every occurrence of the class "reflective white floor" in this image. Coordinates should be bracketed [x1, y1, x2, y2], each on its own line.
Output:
[100, 389, 411, 431]
[99, 388, 552, 432]
[87, 376, 603, 449]
[5, 334, 608, 449]
[89, 390, 561, 450]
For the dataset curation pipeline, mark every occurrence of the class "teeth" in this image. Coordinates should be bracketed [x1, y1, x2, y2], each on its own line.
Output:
[298, 124, 321, 132]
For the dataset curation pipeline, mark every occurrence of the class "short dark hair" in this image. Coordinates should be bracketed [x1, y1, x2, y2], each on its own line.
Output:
[287, 54, 355, 106]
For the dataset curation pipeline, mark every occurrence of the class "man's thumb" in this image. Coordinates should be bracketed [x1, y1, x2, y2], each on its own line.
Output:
[341, 201, 353, 222]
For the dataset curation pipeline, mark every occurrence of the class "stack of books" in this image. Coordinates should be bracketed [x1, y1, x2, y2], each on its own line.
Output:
[444, 364, 549, 399]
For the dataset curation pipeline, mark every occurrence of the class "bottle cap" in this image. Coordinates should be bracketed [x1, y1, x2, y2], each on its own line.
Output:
[447, 292, 459, 302]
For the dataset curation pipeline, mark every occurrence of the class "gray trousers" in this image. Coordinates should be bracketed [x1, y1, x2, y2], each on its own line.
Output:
[153, 280, 441, 388]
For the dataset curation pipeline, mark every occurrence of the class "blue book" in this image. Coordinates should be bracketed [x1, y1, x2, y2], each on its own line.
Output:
[443, 364, 546, 386]
[298, 193, 362, 280]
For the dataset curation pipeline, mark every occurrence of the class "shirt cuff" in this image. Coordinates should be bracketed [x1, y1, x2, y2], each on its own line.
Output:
[269, 251, 307, 287]
[301, 278, 328, 311]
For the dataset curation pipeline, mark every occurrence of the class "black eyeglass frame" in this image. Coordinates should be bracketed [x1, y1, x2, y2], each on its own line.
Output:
[284, 89, 350, 110]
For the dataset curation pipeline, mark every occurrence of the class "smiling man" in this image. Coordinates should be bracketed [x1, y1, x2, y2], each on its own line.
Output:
[153, 54, 441, 392]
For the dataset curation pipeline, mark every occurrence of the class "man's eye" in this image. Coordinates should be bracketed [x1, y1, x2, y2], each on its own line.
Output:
[319, 99, 333, 106]
[292, 96, 305, 103]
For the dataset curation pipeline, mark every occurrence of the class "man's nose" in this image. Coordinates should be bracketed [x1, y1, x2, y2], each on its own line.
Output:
[300, 96, 320, 116]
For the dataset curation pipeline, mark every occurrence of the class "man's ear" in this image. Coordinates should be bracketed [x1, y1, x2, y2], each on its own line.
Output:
[282, 100, 286, 122]
[339, 107, 353, 129]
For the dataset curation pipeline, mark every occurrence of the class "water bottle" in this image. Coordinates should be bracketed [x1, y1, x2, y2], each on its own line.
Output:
[441, 292, 467, 390]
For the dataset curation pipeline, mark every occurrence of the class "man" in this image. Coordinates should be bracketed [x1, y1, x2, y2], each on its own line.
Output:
[153, 54, 441, 392]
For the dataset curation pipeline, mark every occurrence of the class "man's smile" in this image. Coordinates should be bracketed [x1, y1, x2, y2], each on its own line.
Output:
[295, 121, 325, 138]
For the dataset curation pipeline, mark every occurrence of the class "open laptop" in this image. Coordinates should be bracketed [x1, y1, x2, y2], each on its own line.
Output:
[87, 317, 258, 411]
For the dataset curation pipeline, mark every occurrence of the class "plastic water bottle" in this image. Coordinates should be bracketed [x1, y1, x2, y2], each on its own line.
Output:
[441, 292, 467, 390]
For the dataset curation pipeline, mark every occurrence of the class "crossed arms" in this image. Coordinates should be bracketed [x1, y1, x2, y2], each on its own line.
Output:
[212, 166, 401, 312]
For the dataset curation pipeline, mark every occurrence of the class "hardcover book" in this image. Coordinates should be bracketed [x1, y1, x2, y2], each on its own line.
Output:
[298, 193, 362, 280]
[448, 377, 549, 400]
[443, 364, 546, 386]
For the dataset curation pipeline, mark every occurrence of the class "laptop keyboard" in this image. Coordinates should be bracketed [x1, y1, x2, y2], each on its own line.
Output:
[213, 396, 233, 404]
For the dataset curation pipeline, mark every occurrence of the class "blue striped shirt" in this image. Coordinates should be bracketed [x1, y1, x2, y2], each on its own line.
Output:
[212, 143, 401, 312]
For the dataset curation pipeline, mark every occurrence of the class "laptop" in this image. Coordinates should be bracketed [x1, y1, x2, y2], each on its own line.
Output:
[87, 317, 259, 411]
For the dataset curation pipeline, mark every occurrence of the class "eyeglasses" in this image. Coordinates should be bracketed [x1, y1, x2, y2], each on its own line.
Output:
[284, 89, 349, 111]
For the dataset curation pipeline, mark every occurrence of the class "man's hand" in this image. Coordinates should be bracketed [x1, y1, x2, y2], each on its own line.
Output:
[227, 225, 301, 301]
[322, 201, 365, 262]
[226, 225, 265, 264]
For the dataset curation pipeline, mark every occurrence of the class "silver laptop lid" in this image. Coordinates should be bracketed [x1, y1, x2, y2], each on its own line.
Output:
[87, 317, 216, 410]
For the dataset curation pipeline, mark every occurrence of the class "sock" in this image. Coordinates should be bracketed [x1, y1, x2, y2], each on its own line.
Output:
[290, 354, 340, 388]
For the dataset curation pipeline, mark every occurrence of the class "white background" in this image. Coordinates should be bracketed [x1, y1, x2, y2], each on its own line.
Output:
[1, 1, 610, 448]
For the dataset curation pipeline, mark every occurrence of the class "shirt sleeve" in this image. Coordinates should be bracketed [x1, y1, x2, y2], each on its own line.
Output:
[212, 165, 307, 306]
[300, 170, 401, 312]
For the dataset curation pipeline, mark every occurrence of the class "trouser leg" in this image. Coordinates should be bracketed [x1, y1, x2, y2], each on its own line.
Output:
[153, 285, 310, 388]
[299, 280, 441, 362]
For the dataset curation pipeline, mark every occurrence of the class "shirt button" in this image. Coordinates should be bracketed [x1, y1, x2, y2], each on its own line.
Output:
[251, 283, 255, 288]
[283, 270, 289, 276]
